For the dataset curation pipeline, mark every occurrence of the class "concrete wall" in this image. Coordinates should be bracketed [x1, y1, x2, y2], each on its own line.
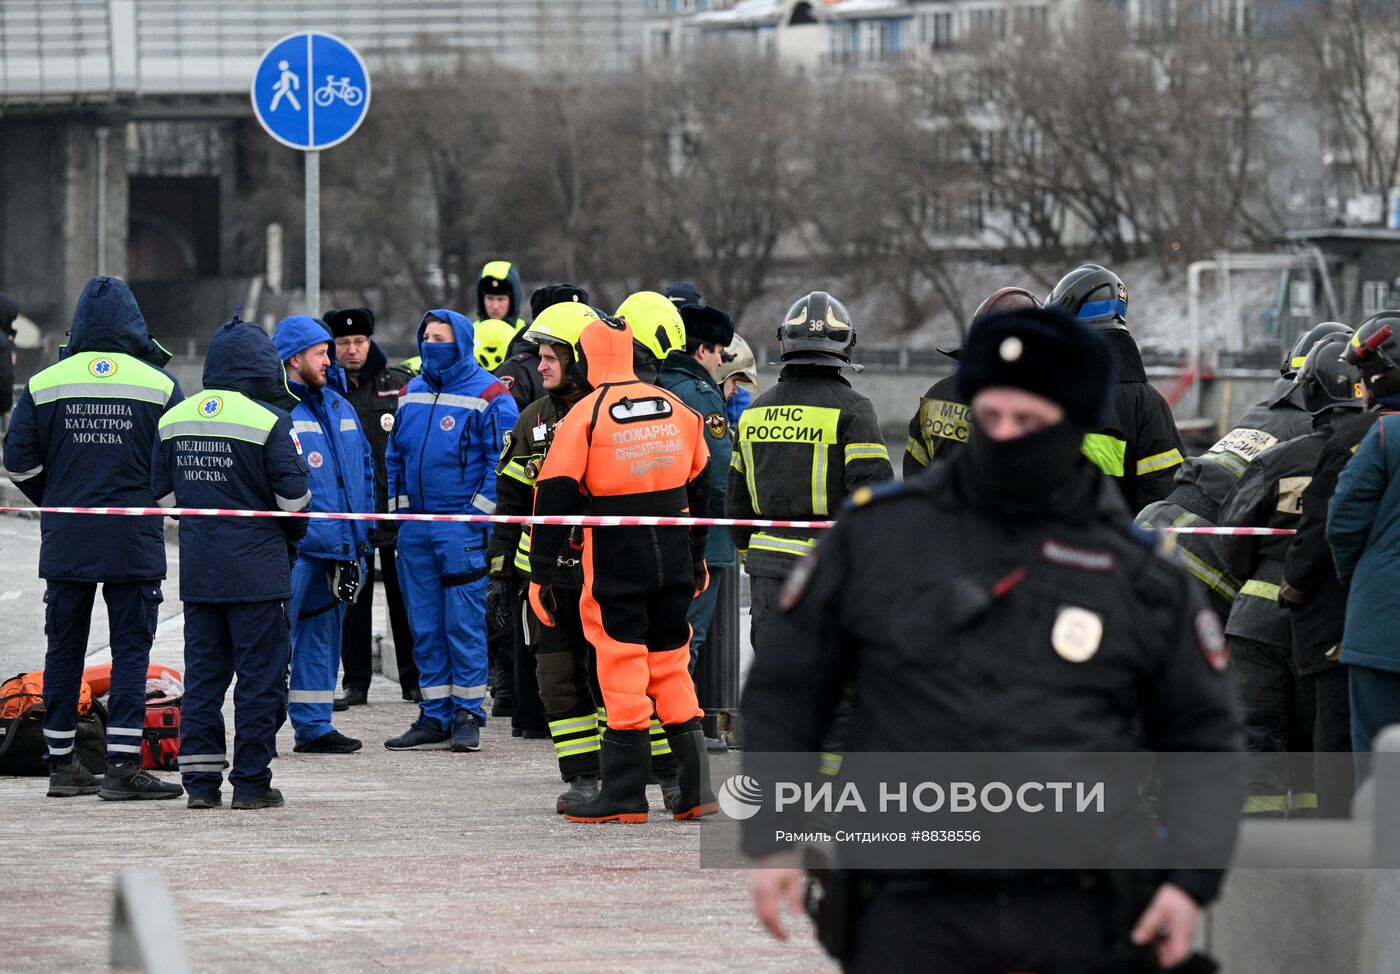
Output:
[0, 117, 129, 332]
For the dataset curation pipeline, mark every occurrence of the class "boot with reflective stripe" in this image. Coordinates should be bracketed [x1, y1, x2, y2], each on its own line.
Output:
[665, 718, 718, 820]
[563, 729, 649, 824]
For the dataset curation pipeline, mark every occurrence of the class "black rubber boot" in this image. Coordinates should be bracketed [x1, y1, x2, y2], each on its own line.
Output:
[99, 761, 184, 801]
[555, 775, 600, 814]
[665, 718, 718, 820]
[563, 730, 650, 824]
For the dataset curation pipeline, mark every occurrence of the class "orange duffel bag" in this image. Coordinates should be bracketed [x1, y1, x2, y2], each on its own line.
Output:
[81, 663, 182, 698]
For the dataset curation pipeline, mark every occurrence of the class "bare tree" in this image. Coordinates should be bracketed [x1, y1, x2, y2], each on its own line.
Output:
[1293, 0, 1400, 199]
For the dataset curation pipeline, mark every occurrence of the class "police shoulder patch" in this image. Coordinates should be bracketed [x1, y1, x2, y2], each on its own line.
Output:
[846, 480, 907, 511]
[500, 375, 515, 390]
[1196, 608, 1229, 672]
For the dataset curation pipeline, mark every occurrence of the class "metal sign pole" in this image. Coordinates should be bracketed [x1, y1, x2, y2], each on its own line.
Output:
[305, 149, 320, 314]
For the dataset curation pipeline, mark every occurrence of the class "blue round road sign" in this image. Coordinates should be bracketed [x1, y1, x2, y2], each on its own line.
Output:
[251, 31, 370, 151]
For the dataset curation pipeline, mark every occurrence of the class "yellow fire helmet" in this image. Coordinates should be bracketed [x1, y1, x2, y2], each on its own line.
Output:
[524, 301, 601, 359]
[716, 334, 759, 391]
[473, 317, 520, 372]
[615, 291, 686, 362]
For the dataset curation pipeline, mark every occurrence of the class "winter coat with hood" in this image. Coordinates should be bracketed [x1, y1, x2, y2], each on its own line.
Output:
[480, 263, 544, 411]
[151, 317, 311, 603]
[1327, 409, 1400, 674]
[340, 339, 413, 546]
[385, 310, 518, 528]
[3, 276, 184, 582]
[273, 315, 374, 565]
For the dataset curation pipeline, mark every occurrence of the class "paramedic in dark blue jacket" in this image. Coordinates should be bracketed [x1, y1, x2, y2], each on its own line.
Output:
[384, 310, 518, 752]
[151, 316, 311, 810]
[3, 276, 185, 801]
[273, 315, 374, 755]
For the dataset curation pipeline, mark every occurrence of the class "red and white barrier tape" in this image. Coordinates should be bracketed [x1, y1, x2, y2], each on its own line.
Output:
[0, 505, 833, 529]
[0, 505, 1298, 535]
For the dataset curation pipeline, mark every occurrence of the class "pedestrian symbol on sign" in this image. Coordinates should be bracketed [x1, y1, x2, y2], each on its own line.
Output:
[269, 60, 301, 112]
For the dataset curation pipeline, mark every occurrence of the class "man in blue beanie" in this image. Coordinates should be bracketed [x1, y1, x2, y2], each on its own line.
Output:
[273, 315, 374, 754]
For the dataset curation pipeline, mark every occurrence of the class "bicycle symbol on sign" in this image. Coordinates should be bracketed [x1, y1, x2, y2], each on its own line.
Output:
[314, 76, 364, 108]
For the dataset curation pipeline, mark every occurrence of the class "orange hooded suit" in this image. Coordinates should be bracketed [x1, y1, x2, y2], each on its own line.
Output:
[528, 317, 711, 732]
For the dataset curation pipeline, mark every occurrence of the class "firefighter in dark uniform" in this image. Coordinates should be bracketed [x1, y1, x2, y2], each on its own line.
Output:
[3, 276, 185, 800]
[1045, 264, 1185, 513]
[1218, 336, 1363, 818]
[1138, 321, 1347, 620]
[727, 292, 892, 652]
[151, 316, 312, 809]
[322, 306, 419, 705]
[903, 286, 1041, 475]
[487, 301, 604, 808]
[743, 307, 1242, 973]
[1283, 317, 1399, 816]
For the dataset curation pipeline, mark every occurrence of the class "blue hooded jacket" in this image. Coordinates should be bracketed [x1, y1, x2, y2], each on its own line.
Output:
[273, 315, 373, 563]
[151, 318, 311, 603]
[386, 310, 518, 532]
[3, 276, 184, 582]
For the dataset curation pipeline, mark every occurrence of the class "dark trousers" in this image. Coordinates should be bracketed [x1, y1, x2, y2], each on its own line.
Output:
[1231, 636, 1314, 815]
[488, 594, 515, 703]
[1305, 665, 1353, 817]
[748, 574, 783, 654]
[340, 546, 418, 693]
[508, 583, 547, 734]
[179, 600, 291, 798]
[537, 588, 602, 781]
[1349, 665, 1400, 783]
[845, 883, 1111, 974]
[41, 580, 162, 765]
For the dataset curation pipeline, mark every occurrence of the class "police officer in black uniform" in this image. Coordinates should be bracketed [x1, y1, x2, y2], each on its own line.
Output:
[1045, 264, 1185, 513]
[743, 307, 1242, 973]
[322, 306, 419, 706]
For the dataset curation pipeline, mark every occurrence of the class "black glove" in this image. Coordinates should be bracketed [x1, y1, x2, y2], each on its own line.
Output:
[487, 575, 512, 630]
[330, 560, 363, 604]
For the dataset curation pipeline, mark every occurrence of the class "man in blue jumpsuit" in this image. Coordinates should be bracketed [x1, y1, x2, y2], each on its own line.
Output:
[274, 315, 373, 754]
[3, 276, 185, 800]
[151, 316, 311, 809]
[385, 310, 518, 752]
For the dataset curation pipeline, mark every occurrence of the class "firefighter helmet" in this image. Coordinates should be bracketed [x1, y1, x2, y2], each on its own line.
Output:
[472, 318, 519, 372]
[615, 291, 686, 363]
[938, 287, 1044, 360]
[524, 301, 600, 360]
[1345, 311, 1400, 399]
[716, 334, 759, 391]
[1282, 321, 1352, 379]
[1045, 264, 1128, 330]
[1299, 337, 1364, 416]
[777, 291, 856, 366]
